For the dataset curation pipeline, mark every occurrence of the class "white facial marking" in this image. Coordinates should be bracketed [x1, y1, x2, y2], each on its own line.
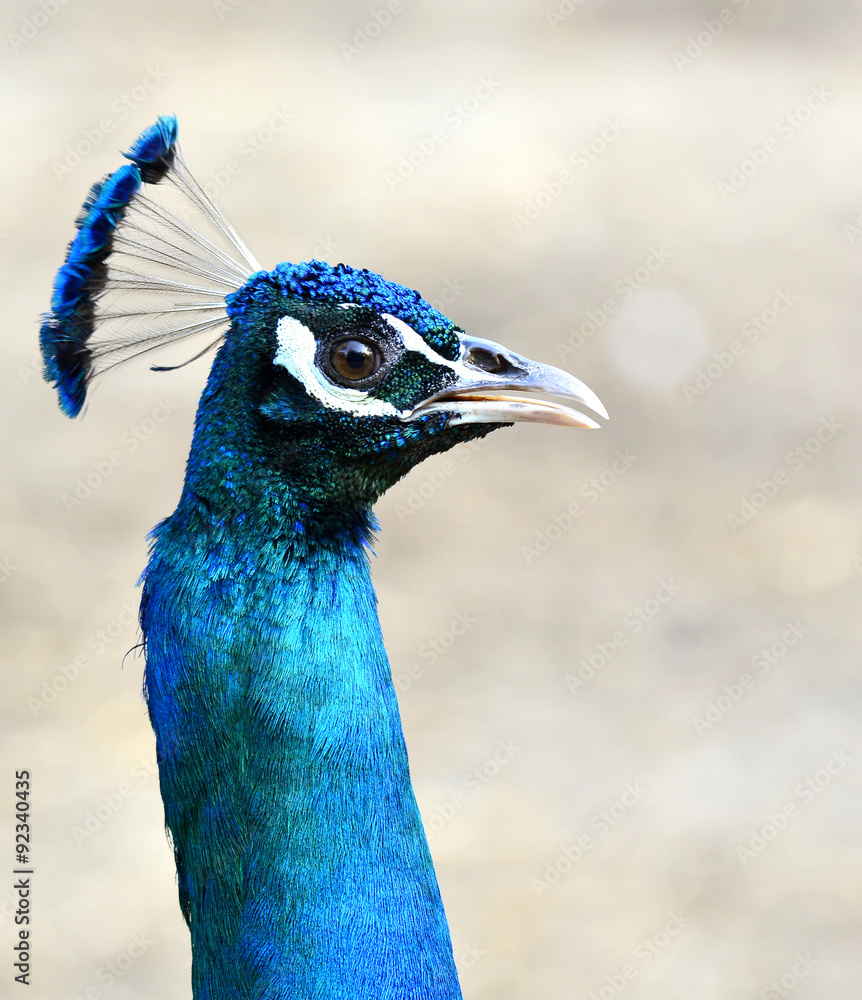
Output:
[273, 315, 401, 418]
[380, 314, 499, 386]
[273, 309, 516, 422]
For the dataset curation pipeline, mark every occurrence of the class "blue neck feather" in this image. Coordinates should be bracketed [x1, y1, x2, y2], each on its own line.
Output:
[140, 319, 463, 998]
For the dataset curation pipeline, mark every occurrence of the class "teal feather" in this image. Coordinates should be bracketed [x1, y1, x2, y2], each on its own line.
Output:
[141, 294, 472, 996]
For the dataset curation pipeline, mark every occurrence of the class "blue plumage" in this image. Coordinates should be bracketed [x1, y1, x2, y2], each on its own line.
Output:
[122, 113, 178, 181]
[40, 114, 182, 417]
[41, 118, 606, 998]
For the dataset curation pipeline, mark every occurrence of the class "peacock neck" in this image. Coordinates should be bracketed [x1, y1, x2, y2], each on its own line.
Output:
[141, 498, 463, 1000]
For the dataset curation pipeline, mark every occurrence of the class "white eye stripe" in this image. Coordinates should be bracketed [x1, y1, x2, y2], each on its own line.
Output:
[273, 310, 503, 420]
[273, 315, 401, 418]
[380, 314, 506, 387]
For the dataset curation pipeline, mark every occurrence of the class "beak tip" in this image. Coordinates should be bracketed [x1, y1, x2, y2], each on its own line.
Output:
[583, 390, 609, 422]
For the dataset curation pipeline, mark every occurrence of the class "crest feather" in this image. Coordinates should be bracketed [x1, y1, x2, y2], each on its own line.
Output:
[40, 115, 260, 416]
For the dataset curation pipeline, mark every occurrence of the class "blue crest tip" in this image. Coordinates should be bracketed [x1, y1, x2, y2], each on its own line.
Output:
[122, 114, 179, 183]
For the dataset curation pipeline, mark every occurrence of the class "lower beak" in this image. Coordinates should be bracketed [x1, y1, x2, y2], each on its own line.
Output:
[408, 335, 608, 429]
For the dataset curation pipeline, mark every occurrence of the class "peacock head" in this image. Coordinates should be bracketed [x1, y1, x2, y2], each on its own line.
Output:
[40, 116, 606, 519]
[204, 259, 606, 511]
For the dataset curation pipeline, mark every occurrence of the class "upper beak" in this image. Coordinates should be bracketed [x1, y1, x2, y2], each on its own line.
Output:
[407, 335, 608, 429]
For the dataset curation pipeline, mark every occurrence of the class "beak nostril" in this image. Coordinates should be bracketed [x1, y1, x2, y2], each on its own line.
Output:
[465, 347, 522, 377]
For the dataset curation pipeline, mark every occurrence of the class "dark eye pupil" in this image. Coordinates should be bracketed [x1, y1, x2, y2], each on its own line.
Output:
[331, 339, 379, 381]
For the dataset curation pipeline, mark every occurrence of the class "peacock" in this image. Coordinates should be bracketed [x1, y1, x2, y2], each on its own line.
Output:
[41, 116, 607, 999]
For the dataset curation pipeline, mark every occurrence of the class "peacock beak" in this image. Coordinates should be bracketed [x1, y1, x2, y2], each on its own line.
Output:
[408, 334, 608, 429]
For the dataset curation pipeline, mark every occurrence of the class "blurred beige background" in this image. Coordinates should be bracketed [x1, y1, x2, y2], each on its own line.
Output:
[2, 1, 861, 997]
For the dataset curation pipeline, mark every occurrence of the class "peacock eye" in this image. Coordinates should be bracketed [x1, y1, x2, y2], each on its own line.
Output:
[329, 338, 381, 383]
